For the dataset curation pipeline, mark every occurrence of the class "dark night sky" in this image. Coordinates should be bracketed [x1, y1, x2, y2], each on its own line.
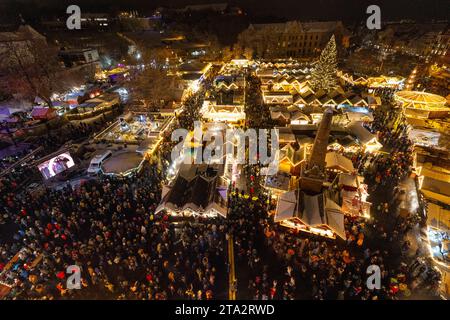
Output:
[0, 0, 448, 24]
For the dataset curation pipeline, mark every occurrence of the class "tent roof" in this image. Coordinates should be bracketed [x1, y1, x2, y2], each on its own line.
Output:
[347, 121, 377, 144]
[326, 200, 346, 239]
[275, 191, 297, 221]
[338, 173, 359, 187]
[325, 152, 355, 173]
[298, 192, 325, 226]
[421, 176, 450, 197]
[31, 107, 54, 117]
[0, 107, 10, 116]
[346, 111, 374, 122]
[395, 90, 447, 106]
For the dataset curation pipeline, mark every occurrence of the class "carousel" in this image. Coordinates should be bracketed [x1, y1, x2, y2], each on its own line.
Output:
[394, 91, 449, 119]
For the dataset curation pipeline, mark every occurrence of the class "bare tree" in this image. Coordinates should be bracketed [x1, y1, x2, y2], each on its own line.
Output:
[127, 67, 180, 109]
[4, 40, 65, 107]
[141, 47, 172, 67]
[125, 47, 182, 109]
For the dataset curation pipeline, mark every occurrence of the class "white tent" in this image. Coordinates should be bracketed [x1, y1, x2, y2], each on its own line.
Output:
[326, 199, 346, 239]
[325, 152, 355, 173]
[275, 191, 297, 222]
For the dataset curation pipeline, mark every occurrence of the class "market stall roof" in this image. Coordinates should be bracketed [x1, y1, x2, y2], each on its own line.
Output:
[325, 199, 346, 239]
[78, 101, 102, 109]
[298, 192, 324, 226]
[105, 67, 129, 77]
[298, 191, 345, 238]
[335, 135, 358, 147]
[274, 191, 297, 221]
[420, 168, 450, 198]
[99, 92, 121, 103]
[274, 188, 346, 239]
[427, 202, 450, 229]
[338, 173, 359, 188]
[51, 101, 69, 108]
[178, 61, 209, 74]
[422, 189, 450, 206]
[277, 127, 296, 143]
[346, 111, 374, 122]
[325, 152, 355, 173]
[30, 107, 56, 119]
[280, 144, 305, 167]
[347, 121, 378, 145]
[409, 128, 450, 151]
[0, 107, 11, 122]
[156, 163, 227, 217]
[181, 73, 202, 81]
[87, 98, 105, 103]
[367, 75, 405, 88]
[265, 171, 291, 192]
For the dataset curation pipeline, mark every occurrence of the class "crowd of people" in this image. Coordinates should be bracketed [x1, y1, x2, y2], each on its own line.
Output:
[0, 116, 118, 196]
[0, 164, 229, 299]
[0, 76, 442, 300]
[362, 108, 414, 188]
[224, 190, 439, 300]
[0, 80, 235, 300]
[218, 104, 440, 300]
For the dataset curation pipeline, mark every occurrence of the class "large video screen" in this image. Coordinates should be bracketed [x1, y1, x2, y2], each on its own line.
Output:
[37, 152, 75, 180]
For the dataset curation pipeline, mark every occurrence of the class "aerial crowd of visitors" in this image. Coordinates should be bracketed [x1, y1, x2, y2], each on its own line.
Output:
[0, 83, 442, 300]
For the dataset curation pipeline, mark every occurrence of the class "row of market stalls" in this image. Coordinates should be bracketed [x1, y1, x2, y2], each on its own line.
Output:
[254, 63, 382, 109]
[95, 66, 130, 82]
[200, 73, 246, 124]
[274, 120, 382, 156]
[259, 75, 378, 109]
[337, 71, 406, 90]
[254, 61, 381, 239]
[415, 147, 450, 297]
[28, 92, 121, 122]
[268, 107, 374, 240]
[156, 62, 250, 218]
[0, 63, 131, 122]
[154, 60, 376, 240]
[396, 89, 450, 297]
[0, 84, 124, 124]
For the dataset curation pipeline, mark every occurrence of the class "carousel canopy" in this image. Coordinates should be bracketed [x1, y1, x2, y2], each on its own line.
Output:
[394, 91, 448, 110]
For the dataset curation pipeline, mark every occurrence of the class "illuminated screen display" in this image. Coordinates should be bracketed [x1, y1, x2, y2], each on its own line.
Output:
[37, 152, 75, 180]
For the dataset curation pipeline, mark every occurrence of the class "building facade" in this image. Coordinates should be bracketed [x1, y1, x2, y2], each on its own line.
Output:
[237, 21, 349, 58]
[59, 48, 100, 68]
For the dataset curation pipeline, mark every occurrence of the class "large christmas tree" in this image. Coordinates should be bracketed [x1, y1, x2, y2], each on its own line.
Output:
[310, 35, 338, 92]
